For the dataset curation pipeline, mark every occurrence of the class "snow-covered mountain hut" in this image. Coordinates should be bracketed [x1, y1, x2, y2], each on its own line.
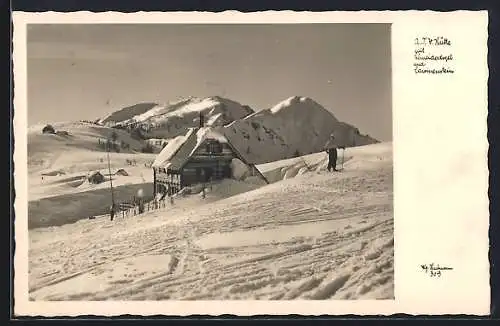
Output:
[152, 114, 268, 197]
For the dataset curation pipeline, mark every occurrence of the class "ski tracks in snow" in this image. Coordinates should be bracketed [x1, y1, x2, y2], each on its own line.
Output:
[29, 158, 394, 301]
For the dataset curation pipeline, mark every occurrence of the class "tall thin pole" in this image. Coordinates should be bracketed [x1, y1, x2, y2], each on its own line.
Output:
[107, 141, 115, 210]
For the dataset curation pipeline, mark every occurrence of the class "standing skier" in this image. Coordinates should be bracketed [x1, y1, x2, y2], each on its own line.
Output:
[324, 133, 338, 172]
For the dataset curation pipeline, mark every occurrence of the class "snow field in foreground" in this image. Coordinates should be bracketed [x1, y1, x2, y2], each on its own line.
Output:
[29, 142, 394, 301]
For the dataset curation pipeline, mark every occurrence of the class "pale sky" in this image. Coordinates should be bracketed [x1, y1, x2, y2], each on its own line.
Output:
[27, 24, 392, 141]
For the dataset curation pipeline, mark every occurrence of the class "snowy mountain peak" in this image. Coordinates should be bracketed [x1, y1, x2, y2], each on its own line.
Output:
[221, 96, 377, 164]
[286, 95, 310, 103]
[269, 96, 328, 115]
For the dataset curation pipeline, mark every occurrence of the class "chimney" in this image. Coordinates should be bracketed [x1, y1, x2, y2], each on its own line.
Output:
[199, 112, 205, 128]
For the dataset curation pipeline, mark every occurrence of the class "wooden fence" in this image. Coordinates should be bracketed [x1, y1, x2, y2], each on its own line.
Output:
[101, 182, 213, 221]
[114, 197, 174, 219]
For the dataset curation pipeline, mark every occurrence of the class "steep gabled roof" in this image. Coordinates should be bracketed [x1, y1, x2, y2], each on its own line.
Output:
[152, 127, 229, 170]
[176, 127, 230, 170]
[152, 128, 197, 169]
[218, 127, 255, 164]
[152, 126, 269, 184]
[192, 127, 269, 184]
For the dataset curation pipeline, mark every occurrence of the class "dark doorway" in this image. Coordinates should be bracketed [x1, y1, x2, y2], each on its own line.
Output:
[204, 167, 213, 182]
[223, 165, 231, 178]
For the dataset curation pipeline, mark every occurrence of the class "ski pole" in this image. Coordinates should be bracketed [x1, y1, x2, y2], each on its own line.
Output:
[341, 148, 344, 171]
[340, 148, 345, 171]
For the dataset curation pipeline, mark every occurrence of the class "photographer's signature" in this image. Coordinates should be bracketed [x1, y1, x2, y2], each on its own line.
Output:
[421, 263, 453, 278]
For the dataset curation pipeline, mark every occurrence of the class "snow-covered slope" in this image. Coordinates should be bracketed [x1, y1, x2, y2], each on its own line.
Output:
[28, 121, 151, 175]
[100, 96, 255, 140]
[27, 121, 157, 227]
[222, 96, 378, 164]
[29, 142, 393, 301]
[98, 103, 159, 125]
[27, 95, 380, 232]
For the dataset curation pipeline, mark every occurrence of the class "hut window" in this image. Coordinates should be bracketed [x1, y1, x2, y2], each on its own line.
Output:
[207, 141, 223, 154]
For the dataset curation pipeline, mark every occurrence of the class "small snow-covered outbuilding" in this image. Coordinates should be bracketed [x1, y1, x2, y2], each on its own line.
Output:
[115, 168, 129, 176]
[152, 114, 268, 196]
[88, 171, 105, 184]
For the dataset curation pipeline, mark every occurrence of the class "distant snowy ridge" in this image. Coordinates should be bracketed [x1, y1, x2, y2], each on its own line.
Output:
[97, 95, 378, 165]
[98, 102, 159, 125]
[99, 96, 255, 140]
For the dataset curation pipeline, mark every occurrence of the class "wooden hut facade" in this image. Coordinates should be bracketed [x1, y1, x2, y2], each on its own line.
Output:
[152, 118, 268, 197]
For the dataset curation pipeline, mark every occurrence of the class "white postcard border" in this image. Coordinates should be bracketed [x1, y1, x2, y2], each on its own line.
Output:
[13, 10, 490, 316]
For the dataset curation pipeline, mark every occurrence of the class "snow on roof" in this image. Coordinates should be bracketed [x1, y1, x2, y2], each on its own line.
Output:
[152, 128, 196, 168]
[187, 127, 228, 157]
[206, 112, 222, 126]
[152, 127, 232, 170]
[197, 127, 228, 144]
